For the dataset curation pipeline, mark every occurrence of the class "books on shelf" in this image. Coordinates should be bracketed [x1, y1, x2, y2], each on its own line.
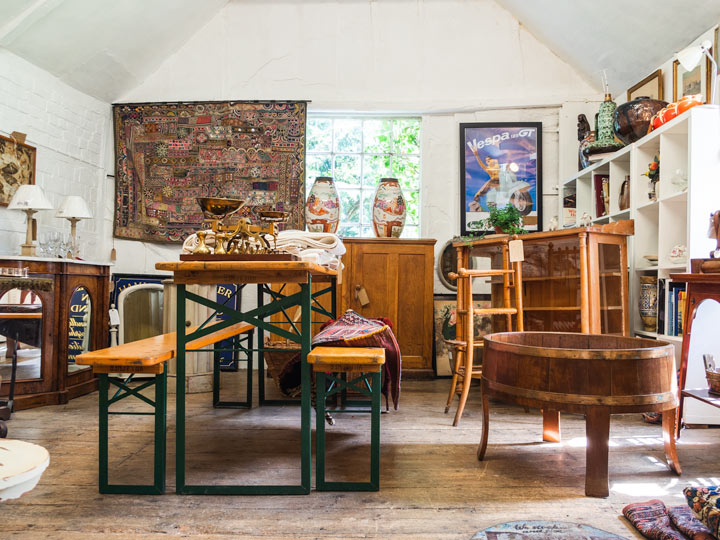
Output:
[665, 281, 687, 337]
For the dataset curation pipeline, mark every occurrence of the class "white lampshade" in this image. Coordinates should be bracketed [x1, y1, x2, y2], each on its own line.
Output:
[677, 39, 712, 71]
[8, 184, 53, 211]
[56, 195, 92, 219]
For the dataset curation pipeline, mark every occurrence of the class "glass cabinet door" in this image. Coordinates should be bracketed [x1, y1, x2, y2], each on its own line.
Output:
[0, 288, 45, 384]
[67, 286, 91, 374]
[596, 240, 625, 334]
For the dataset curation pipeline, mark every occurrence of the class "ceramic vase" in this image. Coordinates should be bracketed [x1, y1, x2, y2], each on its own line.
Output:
[639, 275, 658, 331]
[585, 94, 625, 158]
[305, 177, 340, 233]
[613, 96, 667, 145]
[372, 178, 407, 238]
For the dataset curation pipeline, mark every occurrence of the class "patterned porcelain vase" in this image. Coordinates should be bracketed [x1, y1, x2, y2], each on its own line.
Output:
[639, 275, 658, 331]
[305, 177, 340, 233]
[372, 177, 407, 238]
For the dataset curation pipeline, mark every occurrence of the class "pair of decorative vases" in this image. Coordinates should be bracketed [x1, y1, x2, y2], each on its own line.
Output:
[305, 177, 407, 237]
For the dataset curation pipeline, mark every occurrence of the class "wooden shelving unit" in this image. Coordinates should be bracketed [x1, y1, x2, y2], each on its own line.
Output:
[559, 106, 720, 343]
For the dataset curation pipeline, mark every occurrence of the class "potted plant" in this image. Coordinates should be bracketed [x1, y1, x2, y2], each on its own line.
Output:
[482, 204, 526, 235]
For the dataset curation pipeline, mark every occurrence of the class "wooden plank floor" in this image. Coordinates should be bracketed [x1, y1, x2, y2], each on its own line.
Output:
[3, 375, 720, 539]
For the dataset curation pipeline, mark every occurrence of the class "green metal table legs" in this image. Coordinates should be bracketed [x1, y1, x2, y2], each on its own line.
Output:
[212, 331, 254, 408]
[98, 370, 167, 495]
[315, 371, 381, 491]
[175, 279, 314, 495]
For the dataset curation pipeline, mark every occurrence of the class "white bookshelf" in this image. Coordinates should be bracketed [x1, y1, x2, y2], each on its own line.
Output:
[559, 106, 720, 346]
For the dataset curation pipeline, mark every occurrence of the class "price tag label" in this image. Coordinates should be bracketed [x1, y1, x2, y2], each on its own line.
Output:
[356, 286, 370, 306]
[508, 239, 524, 262]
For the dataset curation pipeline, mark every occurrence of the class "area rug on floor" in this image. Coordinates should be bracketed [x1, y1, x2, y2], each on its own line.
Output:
[471, 520, 627, 539]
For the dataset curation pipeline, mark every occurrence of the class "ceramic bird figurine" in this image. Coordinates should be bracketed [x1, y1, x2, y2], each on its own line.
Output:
[579, 212, 592, 227]
[548, 216, 559, 231]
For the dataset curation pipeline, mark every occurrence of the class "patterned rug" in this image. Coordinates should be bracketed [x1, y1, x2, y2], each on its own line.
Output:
[471, 520, 627, 539]
[313, 310, 402, 410]
[113, 101, 307, 243]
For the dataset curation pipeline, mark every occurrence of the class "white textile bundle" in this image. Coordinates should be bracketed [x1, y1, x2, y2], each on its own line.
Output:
[181, 229, 345, 270]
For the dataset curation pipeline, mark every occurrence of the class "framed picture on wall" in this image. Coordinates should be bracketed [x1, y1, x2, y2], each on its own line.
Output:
[626, 69, 663, 101]
[673, 49, 713, 102]
[0, 134, 36, 206]
[459, 122, 542, 236]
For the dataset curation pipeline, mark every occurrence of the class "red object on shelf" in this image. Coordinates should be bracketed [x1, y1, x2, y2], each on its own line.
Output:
[677, 94, 704, 115]
[651, 96, 704, 132]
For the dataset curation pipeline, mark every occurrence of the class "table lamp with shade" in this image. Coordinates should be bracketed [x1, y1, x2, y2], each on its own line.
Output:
[56, 195, 92, 249]
[676, 39, 718, 105]
[8, 185, 53, 256]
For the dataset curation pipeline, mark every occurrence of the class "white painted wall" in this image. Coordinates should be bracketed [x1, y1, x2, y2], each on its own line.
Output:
[115, 0, 600, 281]
[0, 49, 111, 261]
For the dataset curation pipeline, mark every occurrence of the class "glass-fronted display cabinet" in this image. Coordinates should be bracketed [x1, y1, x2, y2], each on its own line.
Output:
[454, 225, 631, 336]
[0, 257, 110, 411]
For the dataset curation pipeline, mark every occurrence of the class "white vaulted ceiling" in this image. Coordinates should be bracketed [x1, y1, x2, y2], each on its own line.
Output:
[496, 0, 720, 95]
[1, 0, 719, 102]
[0, 0, 228, 102]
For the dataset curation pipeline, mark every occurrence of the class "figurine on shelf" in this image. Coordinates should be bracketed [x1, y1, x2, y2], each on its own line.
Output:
[579, 212, 592, 227]
[548, 216, 559, 231]
[709, 210, 720, 258]
[577, 114, 594, 170]
[643, 155, 659, 201]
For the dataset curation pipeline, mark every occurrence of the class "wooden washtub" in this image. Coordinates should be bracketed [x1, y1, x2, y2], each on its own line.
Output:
[478, 332, 681, 497]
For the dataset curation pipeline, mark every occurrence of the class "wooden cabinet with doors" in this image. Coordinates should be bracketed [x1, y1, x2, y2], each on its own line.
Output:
[0, 257, 110, 410]
[455, 226, 631, 335]
[339, 238, 436, 376]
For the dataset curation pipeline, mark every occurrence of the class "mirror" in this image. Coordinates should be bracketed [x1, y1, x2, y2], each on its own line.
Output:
[0, 288, 44, 382]
[68, 287, 91, 374]
[685, 299, 720, 420]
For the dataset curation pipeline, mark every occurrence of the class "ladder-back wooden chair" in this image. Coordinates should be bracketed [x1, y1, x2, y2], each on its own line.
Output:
[444, 239, 524, 426]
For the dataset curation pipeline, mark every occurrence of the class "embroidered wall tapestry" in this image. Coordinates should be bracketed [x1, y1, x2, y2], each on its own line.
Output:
[113, 101, 307, 243]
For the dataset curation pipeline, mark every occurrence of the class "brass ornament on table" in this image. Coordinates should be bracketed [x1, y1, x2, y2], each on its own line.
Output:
[191, 197, 290, 256]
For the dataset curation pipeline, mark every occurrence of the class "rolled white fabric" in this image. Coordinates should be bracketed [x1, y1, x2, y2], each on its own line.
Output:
[181, 229, 345, 270]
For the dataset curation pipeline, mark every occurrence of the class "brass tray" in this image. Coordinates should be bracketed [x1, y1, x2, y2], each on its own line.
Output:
[180, 253, 300, 262]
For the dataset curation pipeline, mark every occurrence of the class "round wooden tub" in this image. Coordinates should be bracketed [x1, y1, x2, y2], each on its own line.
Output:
[477, 332, 681, 497]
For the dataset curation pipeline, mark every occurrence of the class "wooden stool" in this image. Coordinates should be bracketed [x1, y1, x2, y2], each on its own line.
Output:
[308, 346, 385, 491]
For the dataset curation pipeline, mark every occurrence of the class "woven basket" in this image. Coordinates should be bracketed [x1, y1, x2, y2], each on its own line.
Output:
[263, 338, 301, 397]
[706, 370, 720, 395]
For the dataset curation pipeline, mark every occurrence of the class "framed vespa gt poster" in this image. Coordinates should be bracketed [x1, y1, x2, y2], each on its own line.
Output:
[459, 122, 542, 236]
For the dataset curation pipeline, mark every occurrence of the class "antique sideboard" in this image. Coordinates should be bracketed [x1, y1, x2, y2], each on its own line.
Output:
[0, 257, 110, 410]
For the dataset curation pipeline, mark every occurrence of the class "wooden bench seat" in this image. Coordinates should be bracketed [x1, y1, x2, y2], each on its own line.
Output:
[308, 346, 385, 492]
[307, 346, 385, 373]
[78, 321, 254, 495]
[76, 322, 255, 373]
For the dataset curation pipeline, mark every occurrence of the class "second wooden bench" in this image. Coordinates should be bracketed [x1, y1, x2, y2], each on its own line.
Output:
[76, 321, 254, 494]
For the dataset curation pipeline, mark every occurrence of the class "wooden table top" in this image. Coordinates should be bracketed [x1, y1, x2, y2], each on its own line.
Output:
[453, 225, 633, 248]
[155, 260, 337, 284]
[669, 273, 720, 283]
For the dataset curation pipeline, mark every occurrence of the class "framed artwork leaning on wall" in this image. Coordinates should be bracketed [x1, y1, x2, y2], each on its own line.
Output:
[459, 122, 542, 236]
[0, 134, 36, 206]
[673, 49, 713, 102]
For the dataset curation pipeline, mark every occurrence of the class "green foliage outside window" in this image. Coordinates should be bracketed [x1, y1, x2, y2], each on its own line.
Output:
[306, 117, 421, 238]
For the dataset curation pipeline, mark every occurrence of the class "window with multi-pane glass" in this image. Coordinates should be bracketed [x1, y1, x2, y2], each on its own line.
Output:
[305, 117, 421, 238]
